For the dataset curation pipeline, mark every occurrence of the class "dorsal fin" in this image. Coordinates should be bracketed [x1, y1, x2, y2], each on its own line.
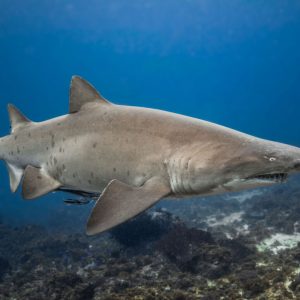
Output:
[8, 104, 31, 133]
[69, 76, 111, 113]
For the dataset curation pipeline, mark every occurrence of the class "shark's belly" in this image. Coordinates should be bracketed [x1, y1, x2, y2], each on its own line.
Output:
[44, 134, 165, 194]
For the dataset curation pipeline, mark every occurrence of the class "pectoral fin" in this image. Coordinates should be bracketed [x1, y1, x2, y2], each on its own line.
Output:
[22, 166, 61, 200]
[86, 177, 171, 236]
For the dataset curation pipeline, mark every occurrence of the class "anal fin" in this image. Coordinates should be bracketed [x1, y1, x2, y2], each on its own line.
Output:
[86, 177, 171, 236]
[22, 166, 61, 200]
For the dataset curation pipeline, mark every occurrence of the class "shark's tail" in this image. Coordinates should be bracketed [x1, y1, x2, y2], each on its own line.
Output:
[0, 133, 8, 162]
[0, 104, 30, 161]
[8, 104, 31, 134]
[1, 104, 32, 192]
[0, 137, 3, 161]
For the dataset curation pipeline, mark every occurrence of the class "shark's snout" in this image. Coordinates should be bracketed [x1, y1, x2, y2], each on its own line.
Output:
[222, 142, 300, 192]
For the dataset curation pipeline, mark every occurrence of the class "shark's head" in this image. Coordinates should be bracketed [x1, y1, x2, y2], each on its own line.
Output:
[222, 139, 300, 192]
[189, 137, 300, 195]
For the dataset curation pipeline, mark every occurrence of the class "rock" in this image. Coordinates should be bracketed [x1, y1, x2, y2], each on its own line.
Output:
[110, 210, 176, 247]
[289, 274, 300, 293]
[237, 270, 269, 297]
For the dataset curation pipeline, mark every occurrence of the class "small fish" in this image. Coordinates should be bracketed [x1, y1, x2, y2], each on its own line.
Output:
[64, 198, 91, 206]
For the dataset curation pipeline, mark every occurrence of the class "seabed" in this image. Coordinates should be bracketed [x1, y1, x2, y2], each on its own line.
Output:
[1, 180, 300, 299]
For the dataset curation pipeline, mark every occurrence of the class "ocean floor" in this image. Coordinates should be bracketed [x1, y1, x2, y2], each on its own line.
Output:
[1, 179, 300, 299]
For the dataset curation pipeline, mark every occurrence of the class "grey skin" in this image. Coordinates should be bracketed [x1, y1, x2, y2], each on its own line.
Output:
[1, 76, 300, 235]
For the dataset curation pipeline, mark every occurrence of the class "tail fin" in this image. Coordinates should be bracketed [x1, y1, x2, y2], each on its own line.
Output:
[7, 104, 31, 133]
[6, 162, 24, 192]
[0, 104, 30, 192]
[0, 136, 24, 193]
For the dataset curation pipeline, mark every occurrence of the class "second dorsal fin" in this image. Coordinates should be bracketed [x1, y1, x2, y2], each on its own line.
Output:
[69, 76, 111, 113]
[8, 104, 31, 133]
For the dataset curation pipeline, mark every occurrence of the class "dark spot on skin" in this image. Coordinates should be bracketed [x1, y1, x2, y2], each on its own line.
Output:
[53, 157, 57, 164]
[93, 143, 97, 148]
[14, 135, 18, 140]
[17, 147, 20, 154]
[59, 147, 62, 153]
[28, 133, 31, 137]
[127, 171, 130, 176]
[90, 172, 94, 178]
[46, 146, 49, 150]
[37, 176, 42, 180]
[113, 168, 116, 172]
[88, 180, 92, 184]
[11, 151, 14, 155]
[62, 164, 66, 170]
[50, 134, 55, 147]
[73, 173, 76, 178]
[46, 162, 49, 166]
[142, 173, 146, 177]
[63, 137, 66, 142]
[57, 122, 61, 126]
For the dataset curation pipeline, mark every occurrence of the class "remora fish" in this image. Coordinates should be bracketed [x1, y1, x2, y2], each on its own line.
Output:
[1, 76, 300, 235]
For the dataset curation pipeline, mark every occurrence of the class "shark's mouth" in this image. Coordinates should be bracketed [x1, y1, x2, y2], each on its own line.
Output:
[246, 173, 288, 183]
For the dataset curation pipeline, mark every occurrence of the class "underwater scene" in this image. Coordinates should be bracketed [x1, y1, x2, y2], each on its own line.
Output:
[1, 1, 300, 299]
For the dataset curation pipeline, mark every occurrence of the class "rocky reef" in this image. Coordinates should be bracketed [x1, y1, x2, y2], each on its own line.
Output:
[1, 179, 300, 299]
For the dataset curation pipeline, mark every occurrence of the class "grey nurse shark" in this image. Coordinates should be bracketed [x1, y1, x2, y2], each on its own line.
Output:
[1, 76, 300, 235]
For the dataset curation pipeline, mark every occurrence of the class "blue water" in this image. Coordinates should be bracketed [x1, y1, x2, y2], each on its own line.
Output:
[0, 0, 300, 226]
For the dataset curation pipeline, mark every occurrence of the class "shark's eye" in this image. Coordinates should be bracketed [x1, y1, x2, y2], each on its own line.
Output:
[264, 156, 276, 162]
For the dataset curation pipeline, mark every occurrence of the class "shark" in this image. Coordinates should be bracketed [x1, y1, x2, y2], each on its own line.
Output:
[1, 76, 300, 235]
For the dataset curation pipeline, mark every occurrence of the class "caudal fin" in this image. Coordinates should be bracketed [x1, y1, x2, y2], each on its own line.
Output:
[7, 104, 31, 133]
[0, 137, 24, 192]
[0, 104, 31, 192]
[6, 162, 24, 193]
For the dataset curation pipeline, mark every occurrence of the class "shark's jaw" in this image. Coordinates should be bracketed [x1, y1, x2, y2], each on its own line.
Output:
[222, 171, 290, 192]
[245, 172, 289, 184]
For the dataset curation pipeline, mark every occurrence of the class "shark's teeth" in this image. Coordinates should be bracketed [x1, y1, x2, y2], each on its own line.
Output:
[247, 173, 288, 183]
